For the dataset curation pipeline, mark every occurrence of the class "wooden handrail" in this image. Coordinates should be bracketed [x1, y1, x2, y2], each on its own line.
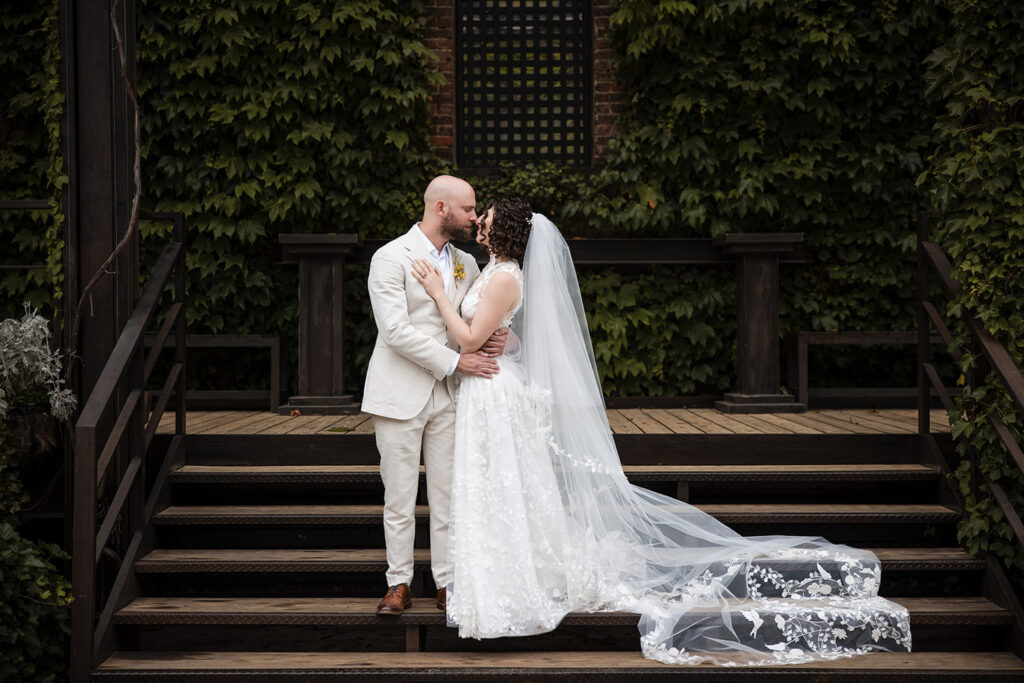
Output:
[93, 456, 141, 563]
[0, 199, 51, 210]
[921, 302, 962, 362]
[922, 362, 955, 412]
[991, 413, 1024, 474]
[92, 531, 141, 647]
[918, 212, 1024, 562]
[76, 243, 181, 429]
[144, 363, 182, 451]
[144, 302, 182, 382]
[989, 478, 1024, 546]
[921, 241, 961, 296]
[0, 200, 54, 274]
[354, 236, 807, 266]
[95, 389, 142, 485]
[72, 211, 188, 677]
[921, 242, 1024, 418]
[970, 321, 1024, 418]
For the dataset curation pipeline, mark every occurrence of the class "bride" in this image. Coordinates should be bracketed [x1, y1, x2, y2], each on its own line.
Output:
[409, 196, 911, 666]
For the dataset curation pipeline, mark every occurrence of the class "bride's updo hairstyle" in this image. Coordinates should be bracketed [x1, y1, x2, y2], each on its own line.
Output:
[483, 195, 532, 263]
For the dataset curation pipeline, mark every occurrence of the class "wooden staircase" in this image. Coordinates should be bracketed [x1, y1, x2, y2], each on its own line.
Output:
[92, 413, 1024, 680]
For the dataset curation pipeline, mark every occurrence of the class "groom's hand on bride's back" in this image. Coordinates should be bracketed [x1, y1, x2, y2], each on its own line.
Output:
[479, 328, 509, 357]
[457, 351, 500, 379]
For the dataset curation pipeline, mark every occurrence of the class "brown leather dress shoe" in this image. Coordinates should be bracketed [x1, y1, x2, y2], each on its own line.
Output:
[436, 587, 446, 611]
[376, 584, 412, 615]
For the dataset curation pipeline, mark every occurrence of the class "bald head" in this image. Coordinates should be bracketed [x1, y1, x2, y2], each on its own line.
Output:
[420, 175, 477, 245]
[423, 175, 474, 208]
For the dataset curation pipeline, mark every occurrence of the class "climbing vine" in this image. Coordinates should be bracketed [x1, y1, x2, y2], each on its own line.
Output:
[576, 0, 945, 393]
[0, 0, 65, 320]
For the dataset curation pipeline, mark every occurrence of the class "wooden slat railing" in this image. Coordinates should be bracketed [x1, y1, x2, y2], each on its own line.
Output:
[0, 199, 51, 271]
[71, 211, 187, 678]
[0, 198, 52, 210]
[918, 211, 1024, 658]
[917, 211, 1024, 548]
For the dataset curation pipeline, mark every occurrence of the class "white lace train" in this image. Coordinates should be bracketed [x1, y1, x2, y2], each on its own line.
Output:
[445, 245, 912, 665]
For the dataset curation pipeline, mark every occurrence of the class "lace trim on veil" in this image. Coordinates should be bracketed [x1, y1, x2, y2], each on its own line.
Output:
[509, 213, 912, 666]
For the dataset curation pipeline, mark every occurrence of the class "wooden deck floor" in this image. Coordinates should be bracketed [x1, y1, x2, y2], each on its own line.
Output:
[157, 408, 950, 436]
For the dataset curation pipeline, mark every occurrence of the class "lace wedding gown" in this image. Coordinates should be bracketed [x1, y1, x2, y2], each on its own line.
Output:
[445, 231, 912, 665]
[446, 257, 576, 637]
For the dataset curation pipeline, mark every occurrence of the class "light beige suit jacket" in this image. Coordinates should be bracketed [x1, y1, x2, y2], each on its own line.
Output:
[362, 226, 480, 420]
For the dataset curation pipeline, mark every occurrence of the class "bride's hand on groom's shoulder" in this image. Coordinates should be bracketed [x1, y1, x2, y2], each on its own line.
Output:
[457, 351, 500, 379]
[410, 258, 445, 299]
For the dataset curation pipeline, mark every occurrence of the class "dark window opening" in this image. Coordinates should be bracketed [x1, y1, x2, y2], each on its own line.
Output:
[456, 0, 591, 167]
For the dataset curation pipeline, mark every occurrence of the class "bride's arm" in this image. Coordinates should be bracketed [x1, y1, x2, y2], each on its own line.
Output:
[410, 259, 518, 354]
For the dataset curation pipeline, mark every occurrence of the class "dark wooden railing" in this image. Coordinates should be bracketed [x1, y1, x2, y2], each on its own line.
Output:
[282, 233, 806, 413]
[0, 199, 52, 271]
[917, 211, 1024, 547]
[70, 211, 187, 680]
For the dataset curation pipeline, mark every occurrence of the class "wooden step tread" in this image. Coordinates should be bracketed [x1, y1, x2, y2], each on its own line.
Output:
[153, 503, 959, 525]
[95, 650, 1024, 674]
[171, 463, 939, 483]
[135, 547, 984, 573]
[114, 596, 1012, 626]
[158, 407, 952, 436]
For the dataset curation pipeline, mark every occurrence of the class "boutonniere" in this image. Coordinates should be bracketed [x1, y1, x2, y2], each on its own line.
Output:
[453, 255, 466, 282]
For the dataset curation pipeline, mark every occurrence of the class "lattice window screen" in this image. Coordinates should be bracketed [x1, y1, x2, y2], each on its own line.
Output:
[456, 0, 591, 167]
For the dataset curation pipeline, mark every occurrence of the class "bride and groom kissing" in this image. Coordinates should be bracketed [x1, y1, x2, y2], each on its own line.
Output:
[361, 175, 913, 665]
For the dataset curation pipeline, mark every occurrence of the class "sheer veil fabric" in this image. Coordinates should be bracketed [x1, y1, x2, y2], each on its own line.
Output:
[508, 213, 911, 665]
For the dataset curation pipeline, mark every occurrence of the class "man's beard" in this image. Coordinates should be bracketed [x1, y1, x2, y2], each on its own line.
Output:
[440, 213, 473, 242]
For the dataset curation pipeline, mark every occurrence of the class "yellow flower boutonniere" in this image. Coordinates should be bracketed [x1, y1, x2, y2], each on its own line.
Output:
[453, 258, 466, 282]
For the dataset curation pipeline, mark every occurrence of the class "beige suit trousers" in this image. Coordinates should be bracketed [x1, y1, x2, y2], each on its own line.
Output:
[374, 379, 455, 589]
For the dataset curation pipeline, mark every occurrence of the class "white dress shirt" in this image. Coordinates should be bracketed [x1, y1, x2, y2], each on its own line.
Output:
[415, 225, 460, 376]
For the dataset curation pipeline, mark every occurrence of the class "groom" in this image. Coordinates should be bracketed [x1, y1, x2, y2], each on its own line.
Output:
[363, 175, 505, 615]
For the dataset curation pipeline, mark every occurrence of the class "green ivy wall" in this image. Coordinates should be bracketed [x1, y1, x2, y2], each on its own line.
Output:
[581, 0, 944, 394]
[136, 0, 443, 389]
[0, 1, 64, 319]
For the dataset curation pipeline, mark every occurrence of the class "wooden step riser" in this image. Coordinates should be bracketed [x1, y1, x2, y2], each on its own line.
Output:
[89, 651, 1024, 682]
[89, 667, 1024, 683]
[170, 471, 941, 485]
[154, 521, 960, 551]
[112, 598, 1013, 629]
[167, 480, 942, 507]
[134, 555, 981, 595]
[114, 622, 1010, 656]
[138, 569, 984, 601]
[153, 506, 960, 527]
[172, 433, 932, 467]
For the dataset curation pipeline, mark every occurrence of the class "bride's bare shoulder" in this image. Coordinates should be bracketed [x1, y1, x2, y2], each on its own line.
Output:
[481, 270, 520, 303]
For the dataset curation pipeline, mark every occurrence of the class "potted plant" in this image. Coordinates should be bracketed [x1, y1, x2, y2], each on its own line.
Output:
[0, 305, 75, 683]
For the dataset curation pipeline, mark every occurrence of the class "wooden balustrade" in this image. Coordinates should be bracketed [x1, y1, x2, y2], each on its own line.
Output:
[917, 211, 1024, 547]
[71, 211, 187, 680]
[280, 232, 806, 414]
[0, 200, 50, 271]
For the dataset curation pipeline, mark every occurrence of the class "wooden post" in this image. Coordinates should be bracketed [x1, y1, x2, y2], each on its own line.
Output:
[70, 426, 96, 683]
[63, 0, 140, 679]
[405, 625, 425, 652]
[713, 234, 805, 414]
[917, 212, 932, 445]
[279, 234, 360, 414]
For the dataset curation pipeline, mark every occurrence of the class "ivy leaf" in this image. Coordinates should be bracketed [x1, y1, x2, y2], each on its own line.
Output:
[385, 130, 409, 150]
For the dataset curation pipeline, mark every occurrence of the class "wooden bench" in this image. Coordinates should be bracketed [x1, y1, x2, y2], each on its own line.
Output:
[144, 334, 281, 411]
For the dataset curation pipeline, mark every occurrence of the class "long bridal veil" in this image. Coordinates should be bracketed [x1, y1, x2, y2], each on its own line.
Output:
[511, 213, 911, 665]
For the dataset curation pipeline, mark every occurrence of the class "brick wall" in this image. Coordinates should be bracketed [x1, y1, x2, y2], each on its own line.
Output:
[425, 0, 457, 161]
[590, 0, 625, 163]
[425, 1, 624, 166]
